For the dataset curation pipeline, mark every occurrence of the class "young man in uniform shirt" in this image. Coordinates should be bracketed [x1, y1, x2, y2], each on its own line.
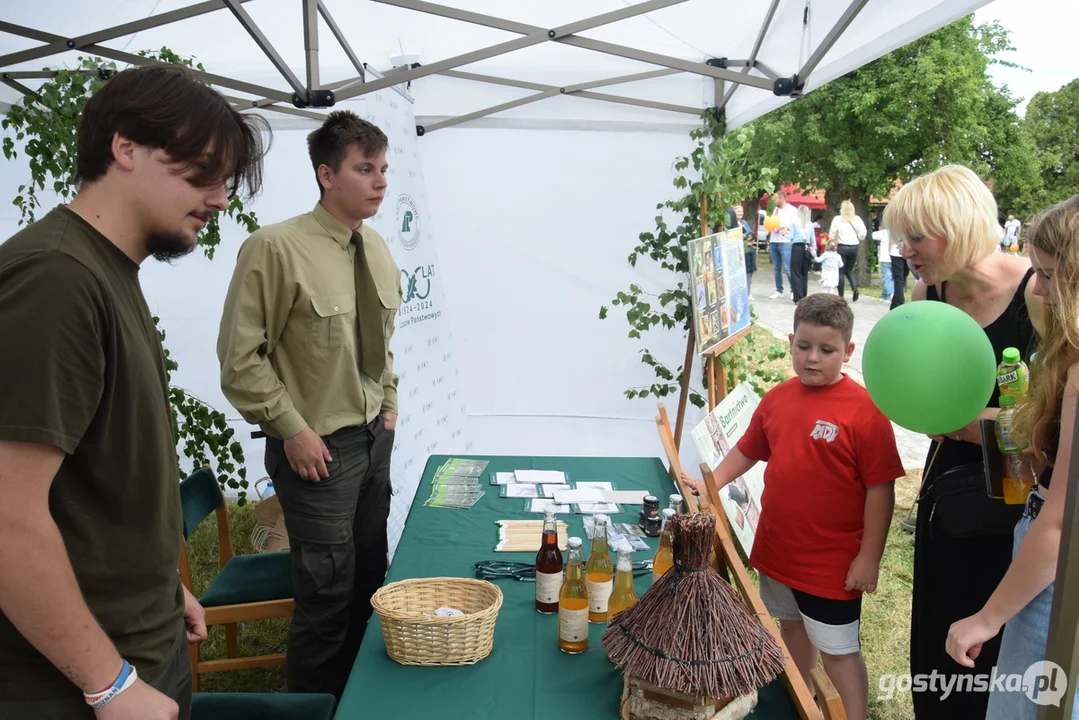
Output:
[217, 111, 402, 699]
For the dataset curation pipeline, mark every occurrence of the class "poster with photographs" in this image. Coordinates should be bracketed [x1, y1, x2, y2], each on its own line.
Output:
[688, 228, 751, 355]
[689, 382, 765, 555]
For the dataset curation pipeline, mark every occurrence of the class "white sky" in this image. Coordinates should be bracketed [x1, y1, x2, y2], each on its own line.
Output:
[975, 0, 1079, 114]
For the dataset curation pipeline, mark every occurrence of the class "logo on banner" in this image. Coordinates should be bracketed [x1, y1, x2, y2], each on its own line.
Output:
[396, 194, 420, 251]
[401, 265, 432, 304]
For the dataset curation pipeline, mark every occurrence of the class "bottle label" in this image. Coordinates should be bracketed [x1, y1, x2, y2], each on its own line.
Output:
[586, 578, 613, 613]
[535, 571, 562, 604]
[999, 369, 1019, 386]
[559, 607, 588, 642]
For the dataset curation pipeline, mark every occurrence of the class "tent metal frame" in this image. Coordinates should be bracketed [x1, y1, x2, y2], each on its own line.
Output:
[0, 0, 867, 133]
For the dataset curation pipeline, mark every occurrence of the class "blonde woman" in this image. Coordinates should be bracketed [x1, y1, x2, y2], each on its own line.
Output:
[946, 196, 1079, 719]
[885, 164, 1044, 720]
[828, 200, 867, 300]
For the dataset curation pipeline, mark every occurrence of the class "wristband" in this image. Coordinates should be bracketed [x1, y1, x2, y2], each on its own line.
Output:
[84, 659, 137, 709]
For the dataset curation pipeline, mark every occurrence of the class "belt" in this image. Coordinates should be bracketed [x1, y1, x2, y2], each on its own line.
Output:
[1029, 488, 1046, 519]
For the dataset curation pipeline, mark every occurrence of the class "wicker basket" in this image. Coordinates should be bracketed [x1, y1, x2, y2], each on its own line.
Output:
[371, 577, 503, 666]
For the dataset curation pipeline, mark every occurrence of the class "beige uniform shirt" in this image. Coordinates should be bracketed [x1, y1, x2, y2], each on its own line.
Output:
[218, 202, 402, 440]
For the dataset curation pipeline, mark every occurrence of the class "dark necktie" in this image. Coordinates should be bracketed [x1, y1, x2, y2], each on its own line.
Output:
[352, 230, 386, 381]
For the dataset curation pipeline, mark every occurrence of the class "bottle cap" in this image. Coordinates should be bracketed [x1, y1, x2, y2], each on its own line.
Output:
[1002, 347, 1021, 364]
[662, 508, 676, 518]
[543, 503, 557, 515]
[593, 513, 609, 524]
[669, 494, 683, 505]
[568, 537, 582, 549]
[1000, 395, 1016, 406]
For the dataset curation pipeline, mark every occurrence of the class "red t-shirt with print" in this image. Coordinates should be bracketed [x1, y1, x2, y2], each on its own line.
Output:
[737, 375, 903, 600]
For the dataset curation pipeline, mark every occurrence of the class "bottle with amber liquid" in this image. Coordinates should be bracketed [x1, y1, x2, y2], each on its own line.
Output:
[558, 537, 589, 654]
[585, 513, 614, 624]
[535, 506, 563, 614]
[651, 508, 676, 585]
[607, 549, 638, 622]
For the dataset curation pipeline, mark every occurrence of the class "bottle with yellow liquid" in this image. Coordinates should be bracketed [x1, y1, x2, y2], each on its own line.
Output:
[996, 396, 1036, 504]
[651, 508, 676, 585]
[997, 346, 1030, 401]
[558, 537, 589, 654]
[607, 549, 638, 622]
[585, 514, 614, 624]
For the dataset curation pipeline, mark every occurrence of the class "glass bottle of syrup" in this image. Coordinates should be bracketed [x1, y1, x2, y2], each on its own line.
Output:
[607, 549, 638, 622]
[558, 537, 589, 654]
[585, 513, 614, 624]
[651, 508, 676, 585]
[535, 505, 563, 614]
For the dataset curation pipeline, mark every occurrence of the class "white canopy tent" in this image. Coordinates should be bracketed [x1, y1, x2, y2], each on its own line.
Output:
[0, 0, 996, 471]
[11, 5, 1079, 715]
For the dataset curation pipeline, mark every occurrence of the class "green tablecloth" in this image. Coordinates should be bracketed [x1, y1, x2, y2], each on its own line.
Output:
[336, 455, 799, 719]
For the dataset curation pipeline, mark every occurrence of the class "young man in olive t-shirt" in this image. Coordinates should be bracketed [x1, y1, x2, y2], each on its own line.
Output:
[0, 67, 266, 719]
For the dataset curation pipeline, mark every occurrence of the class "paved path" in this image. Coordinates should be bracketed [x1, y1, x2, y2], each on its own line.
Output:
[750, 274, 930, 470]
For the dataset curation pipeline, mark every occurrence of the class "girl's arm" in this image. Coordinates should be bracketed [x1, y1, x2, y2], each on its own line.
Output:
[946, 365, 1079, 666]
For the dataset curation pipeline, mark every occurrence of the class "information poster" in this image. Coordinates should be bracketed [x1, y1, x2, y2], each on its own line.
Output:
[689, 382, 765, 555]
[688, 228, 751, 355]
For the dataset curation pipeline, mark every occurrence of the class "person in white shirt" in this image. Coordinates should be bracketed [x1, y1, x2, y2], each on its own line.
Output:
[768, 191, 800, 299]
[1003, 215, 1022, 250]
[828, 200, 868, 300]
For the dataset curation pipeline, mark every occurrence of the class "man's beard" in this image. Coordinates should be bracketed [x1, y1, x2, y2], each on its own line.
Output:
[147, 230, 196, 263]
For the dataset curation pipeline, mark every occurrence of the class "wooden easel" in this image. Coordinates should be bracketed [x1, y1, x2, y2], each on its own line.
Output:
[656, 194, 846, 720]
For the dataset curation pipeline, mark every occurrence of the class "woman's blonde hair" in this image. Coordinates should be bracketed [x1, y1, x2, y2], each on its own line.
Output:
[797, 204, 812, 231]
[840, 200, 856, 223]
[883, 165, 1001, 270]
[1014, 195, 1079, 463]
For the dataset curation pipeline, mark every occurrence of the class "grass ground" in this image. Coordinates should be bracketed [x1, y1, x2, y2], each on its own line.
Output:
[187, 303, 918, 718]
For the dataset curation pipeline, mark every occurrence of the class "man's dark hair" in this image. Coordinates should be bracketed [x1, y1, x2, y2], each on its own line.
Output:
[794, 294, 854, 343]
[307, 111, 389, 196]
[76, 65, 268, 198]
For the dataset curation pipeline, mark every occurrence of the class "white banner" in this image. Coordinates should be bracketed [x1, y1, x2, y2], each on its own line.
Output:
[362, 90, 472, 559]
[689, 382, 764, 555]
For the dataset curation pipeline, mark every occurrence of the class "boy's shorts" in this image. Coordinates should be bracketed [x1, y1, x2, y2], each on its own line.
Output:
[759, 574, 862, 656]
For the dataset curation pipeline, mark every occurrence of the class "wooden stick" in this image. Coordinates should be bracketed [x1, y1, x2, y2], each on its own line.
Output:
[656, 403, 700, 514]
[673, 325, 696, 452]
[700, 473, 824, 720]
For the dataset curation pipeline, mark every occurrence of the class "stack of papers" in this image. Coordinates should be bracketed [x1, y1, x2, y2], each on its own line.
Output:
[424, 459, 489, 509]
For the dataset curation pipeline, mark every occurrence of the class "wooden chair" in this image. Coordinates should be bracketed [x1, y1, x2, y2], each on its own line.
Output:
[179, 467, 295, 692]
[655, 403, 847, 720]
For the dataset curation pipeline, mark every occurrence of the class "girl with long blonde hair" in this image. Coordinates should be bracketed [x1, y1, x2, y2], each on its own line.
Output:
[946, 195, 1079, 718]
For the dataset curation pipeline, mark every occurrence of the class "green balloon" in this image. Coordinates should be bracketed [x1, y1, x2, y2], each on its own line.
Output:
[862, 301, 997, 435]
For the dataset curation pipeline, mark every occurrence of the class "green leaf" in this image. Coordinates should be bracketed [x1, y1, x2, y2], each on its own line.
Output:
[599, 306, 608, 320]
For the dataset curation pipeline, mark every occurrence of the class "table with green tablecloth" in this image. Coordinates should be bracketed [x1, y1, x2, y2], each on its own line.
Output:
[336, 455, 800, 719]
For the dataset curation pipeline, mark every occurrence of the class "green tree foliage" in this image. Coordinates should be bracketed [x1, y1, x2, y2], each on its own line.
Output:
[1021, 78, 1079, 211]
[599, 113, 780, 405]
[747, 16, 1038, 278]
[1, 50, 256, 502]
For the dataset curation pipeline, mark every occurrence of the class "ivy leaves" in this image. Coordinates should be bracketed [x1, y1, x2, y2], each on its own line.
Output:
[601, 112, 781, 406]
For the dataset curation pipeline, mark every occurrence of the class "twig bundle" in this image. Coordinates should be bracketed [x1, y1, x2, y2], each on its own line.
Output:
[602, 512, 785, 699]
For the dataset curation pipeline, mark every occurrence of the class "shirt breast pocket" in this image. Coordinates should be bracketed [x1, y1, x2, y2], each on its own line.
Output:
[378, 288, 401, 337]
[309, 293, 355, 350]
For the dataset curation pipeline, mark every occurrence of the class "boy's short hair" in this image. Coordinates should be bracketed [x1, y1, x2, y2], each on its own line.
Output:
[794, 294, 854, 343]
[306, 111, 388, 196]
[77, 65, 268, 198]
[884, 164, 1000, 269]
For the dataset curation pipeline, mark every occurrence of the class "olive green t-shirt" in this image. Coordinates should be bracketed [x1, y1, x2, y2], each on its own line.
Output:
[0, 206, 184, 699]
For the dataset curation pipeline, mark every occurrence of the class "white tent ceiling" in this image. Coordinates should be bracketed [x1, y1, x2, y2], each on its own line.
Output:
[1, 0, 993, 134]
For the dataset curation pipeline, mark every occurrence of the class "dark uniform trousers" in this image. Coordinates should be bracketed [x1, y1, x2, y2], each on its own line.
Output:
[265, 416, 393, 699]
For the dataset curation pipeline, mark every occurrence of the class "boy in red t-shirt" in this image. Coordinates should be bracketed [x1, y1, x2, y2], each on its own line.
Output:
[684, 293, 902, 720]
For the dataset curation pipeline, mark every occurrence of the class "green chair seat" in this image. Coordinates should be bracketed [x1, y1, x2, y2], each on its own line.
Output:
[191, 692, 335, 720]
[199, 550, 293, 608]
